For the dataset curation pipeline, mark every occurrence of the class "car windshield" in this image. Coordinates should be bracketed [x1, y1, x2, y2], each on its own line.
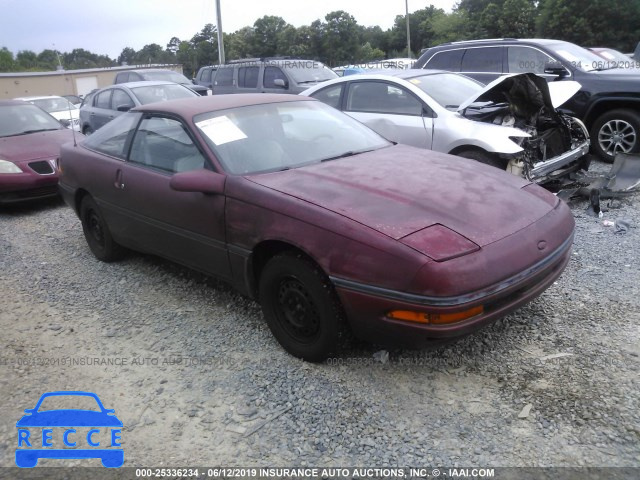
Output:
[406, 73, 484, 109]
[37, 395, 101, 412]
[131, 84, 197, 104]
[195, 100, 390, 175]
[0, 104, 63, 137]
[283, 63, 338, 84]
[141, 71, 191, 83]
[547, 42, 608, 72]
[32, 97, 78, 113]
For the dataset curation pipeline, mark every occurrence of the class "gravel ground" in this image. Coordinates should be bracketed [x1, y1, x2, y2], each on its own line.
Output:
[0, 159, 639, 473]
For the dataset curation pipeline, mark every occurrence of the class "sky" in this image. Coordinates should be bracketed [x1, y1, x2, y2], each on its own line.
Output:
[0, 0, 457, 59]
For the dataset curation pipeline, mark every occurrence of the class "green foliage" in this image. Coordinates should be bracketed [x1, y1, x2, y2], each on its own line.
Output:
[537, 0, 640, 51]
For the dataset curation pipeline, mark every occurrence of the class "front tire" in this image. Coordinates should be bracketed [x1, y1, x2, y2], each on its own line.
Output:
[80, 196, 123, 262]
[456, 149, 508, 170]
[591, 109, 640, 163]
[258, 252, 343, 362]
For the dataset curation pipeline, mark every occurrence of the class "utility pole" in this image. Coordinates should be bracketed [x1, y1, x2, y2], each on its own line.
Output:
[405, 0, 411, 58]
[216, 0, 225, 65]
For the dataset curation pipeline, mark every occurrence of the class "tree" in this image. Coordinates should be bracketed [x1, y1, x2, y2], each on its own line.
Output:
[37, 49, 61, 70]
[357, 42, 385, 62]
[225, 27, 253, 60]
[0, 47, 16, 71]
[118, 47, 137, 65]
[251, 16, 289, 57]
[537, 0, 640, 51]
[16, 50, 38, 70]
[166, 37, 181, 54]
[323, 11, 361, 66]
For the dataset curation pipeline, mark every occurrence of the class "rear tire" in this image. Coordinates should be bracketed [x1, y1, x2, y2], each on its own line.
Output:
[591, 109, 640, 163]
[456, 149, 508, 170]
[80, 196, 123, 262]
[258, 252, 343, 362]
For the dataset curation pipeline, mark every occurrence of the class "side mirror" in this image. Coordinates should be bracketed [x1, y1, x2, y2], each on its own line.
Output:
[116, 104, 132, 112]
[544, 61, 569, 77]
[59, 118, 71, 127]
[170, 169, 225, 195]
[273, 78, 288, 89]
[24, 409, 34, 414]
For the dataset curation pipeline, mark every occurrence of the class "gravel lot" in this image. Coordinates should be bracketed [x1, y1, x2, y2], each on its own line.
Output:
[0, 158, 639, 474]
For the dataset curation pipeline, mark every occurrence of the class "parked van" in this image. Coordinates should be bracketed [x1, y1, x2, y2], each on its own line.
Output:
[211, 58, 337, 95]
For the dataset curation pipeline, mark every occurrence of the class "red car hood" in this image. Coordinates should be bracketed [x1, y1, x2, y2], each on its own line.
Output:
[0, 129, 76, 164]
[248, 145, 555, 247]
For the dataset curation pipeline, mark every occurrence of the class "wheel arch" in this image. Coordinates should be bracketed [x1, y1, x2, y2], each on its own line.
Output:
[248, 240, 325, 298]
[584, 99, 640, 128]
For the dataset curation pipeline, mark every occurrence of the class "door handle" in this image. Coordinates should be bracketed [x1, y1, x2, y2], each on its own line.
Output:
[114, 169, 125, 190]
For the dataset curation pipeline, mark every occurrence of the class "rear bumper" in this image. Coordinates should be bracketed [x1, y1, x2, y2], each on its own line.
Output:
[332, 232, 573, 348]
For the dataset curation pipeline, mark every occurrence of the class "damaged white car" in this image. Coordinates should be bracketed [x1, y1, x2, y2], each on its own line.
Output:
[301, 71, 590, 183]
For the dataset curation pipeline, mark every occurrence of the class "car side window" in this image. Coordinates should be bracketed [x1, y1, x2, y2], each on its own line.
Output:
[425, 50, 464, 71]
[461, 47, 503, 73]
[346, 82, 422, 116]
[310, 84, 344, 109]
[95, 90, 112, 109]
[111, 89, 134, 110]
[238, 66, 259, 88]
[264, 67, 287, 88]
[214, 67, 234, 86]
[129, 116, 207, 174]
[83, 112, 142, 160]
[507, 46, 554, 74]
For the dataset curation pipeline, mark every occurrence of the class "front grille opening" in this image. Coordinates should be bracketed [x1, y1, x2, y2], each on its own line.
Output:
[29, 161, 54, 175]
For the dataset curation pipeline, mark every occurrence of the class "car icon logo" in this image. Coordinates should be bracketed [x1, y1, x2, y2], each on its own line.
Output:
[16, 391, 123, 468]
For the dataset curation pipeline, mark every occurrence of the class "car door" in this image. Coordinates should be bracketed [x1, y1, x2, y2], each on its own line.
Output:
[342, 80, 432, 149]
[113, 114, 231, 278]
[459, 46, 504, 84]
[89, 89, 115, 131]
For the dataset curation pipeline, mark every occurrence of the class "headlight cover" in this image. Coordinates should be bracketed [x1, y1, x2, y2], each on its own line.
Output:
[0, 159, 22, 174]
[401, 224, 480, 262]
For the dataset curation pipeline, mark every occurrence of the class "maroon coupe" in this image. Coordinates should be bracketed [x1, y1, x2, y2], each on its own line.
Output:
[58, 94, 574, 361]
[0, 100, 79, 204]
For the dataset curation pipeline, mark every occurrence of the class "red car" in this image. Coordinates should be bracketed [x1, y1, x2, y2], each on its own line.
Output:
[0, 100, 80, 204]
[58, 94, 574, 361]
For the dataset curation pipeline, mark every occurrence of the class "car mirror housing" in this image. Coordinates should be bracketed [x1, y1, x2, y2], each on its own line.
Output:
[169, 169, 225, 195]
[544, 61, 569, 77]
[24, 408, 34, 414]
[116, 104, 132, 112]
[59, 118, 71, 127]
[273, 78, 288, 88]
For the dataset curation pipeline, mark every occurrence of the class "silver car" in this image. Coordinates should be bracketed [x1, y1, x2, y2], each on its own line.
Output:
[79, 81, 198, 134]
[301, 70, 590, 183]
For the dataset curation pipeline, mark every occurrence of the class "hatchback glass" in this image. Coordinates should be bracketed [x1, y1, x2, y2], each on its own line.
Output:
[195, 100, 390, 174]
[284, 63, 338, 84]
[32, 97, 78, 113]
[140, 71, 191, 83]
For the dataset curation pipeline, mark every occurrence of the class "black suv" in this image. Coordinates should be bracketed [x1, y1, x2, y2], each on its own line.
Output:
[414, 38, 640, 161]
[114, 69, 210, 96]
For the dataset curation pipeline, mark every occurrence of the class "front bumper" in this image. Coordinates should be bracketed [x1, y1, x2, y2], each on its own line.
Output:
[331, 232, 573, 348]
[0, 173, 59, 204]
[530, 139, 590, 180]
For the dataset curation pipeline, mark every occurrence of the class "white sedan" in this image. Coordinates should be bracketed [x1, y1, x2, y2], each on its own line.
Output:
[14, 95, 81, 132]
[301, 70, 590, 183]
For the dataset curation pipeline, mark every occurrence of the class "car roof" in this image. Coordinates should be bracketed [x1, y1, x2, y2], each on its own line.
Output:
[14, 95, 65, 101]
[326, 69, 453, 80]
[429, 38, 569, 49]
[0, 99, 31, 107]
[109, 80, 184, 88]
[133, 93, 316, 116]
[122, 69, 180, 74]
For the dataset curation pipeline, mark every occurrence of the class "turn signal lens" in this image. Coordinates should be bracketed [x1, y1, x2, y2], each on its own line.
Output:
[388, 305, 484, 325]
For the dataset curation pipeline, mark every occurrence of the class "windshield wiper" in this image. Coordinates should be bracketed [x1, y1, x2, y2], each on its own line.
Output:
[320, 147, 380, 163]
[16, 128, 59, 135]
